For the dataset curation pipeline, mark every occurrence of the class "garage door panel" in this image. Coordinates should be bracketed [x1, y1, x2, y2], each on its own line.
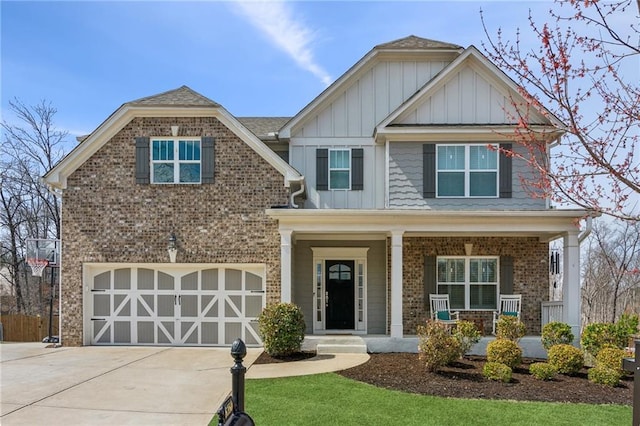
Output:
[89, 266, 264, 346]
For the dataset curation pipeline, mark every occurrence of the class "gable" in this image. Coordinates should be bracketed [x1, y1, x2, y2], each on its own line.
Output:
[393, 60, 549, 125]
[44, 87, 302, 190]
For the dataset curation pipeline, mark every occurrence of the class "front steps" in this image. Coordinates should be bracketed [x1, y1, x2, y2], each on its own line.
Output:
[302, 335, 368, 354]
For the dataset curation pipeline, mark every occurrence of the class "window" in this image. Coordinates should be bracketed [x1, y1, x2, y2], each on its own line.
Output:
[437, 257, 498, 310]
[151, 138, 201, 183]
[437, 144, 498, 197]
[329, 149, 351, 189]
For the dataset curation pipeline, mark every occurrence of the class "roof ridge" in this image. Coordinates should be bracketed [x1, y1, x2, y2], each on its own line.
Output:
[375, 35, 462, 50]
[127, 85, 220, 107]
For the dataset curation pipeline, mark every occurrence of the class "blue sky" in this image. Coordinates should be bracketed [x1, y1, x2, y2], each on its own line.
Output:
[1, 0, 562, 143]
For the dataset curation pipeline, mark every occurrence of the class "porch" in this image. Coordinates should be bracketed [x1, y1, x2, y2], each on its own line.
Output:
[301, 334, 548, 359]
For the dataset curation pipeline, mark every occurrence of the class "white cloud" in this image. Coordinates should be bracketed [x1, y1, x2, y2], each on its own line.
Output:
[232, 0, 332, 86]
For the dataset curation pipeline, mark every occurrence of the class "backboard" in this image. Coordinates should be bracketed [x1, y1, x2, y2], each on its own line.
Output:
[26, 239, 60, 266]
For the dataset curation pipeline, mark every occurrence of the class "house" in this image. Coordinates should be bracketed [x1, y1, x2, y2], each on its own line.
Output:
[44, 36, 590, 347]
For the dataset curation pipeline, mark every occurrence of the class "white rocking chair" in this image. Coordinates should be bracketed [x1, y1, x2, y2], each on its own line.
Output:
[429, 294, 459, 326]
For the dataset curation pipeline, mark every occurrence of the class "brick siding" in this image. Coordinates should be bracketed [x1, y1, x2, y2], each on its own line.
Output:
[388, 236, 548, 336]
[60, 116, 289, 346]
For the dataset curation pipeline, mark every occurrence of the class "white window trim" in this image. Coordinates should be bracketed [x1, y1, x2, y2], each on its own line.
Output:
[436, 143, 499, 198]
[151, 137, 202, 184]
[436, 255, 499, 311]
[328, 148, 351, 190]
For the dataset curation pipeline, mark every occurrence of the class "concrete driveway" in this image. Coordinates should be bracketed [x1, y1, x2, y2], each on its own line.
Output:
[0, 343, 261, 425]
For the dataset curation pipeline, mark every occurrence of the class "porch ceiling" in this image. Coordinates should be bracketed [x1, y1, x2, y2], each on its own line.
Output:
[266, 209, 591, 242]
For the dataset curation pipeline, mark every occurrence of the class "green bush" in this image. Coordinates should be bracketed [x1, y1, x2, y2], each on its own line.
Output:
[486, 338, 522, 369]
[596, 346, 626, 372]
[616, 313, 639, 338]
[588, 365, 622, 387]
[541, 322, 574, 350]
[581, 322, 627, 357]
[496, 316, 526, 342]
[483, 362, 512, 382]
[548, 344, 584, 375]
[529, 362, 557, 381]
[417, 320, 461, 372]
[453, 321, 482, 355]
[258, 303, 306, 357]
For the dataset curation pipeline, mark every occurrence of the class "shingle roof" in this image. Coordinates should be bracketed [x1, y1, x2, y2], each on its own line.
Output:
[238, 117, 291, 138]
[127, 85, 220, 107]
[375, 35, 462, 50]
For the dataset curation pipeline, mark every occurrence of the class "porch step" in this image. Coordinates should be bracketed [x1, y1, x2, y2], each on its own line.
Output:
[302, 335, 368, 354]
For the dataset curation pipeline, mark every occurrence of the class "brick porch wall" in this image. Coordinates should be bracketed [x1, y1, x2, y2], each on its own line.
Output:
[60, 116, 289, 346]
[388, 236, 549, 336]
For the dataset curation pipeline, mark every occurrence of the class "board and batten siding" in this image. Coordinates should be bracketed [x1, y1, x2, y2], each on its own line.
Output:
[292, 240, 387, 334]
[388, 142, 546, 210]
[396, 64, 547, 125]
[292, 60, 450, 138]
[290, 140, 385, 209]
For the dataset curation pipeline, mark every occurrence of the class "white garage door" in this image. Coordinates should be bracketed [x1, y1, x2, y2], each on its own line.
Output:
[88, 265, 265, 346]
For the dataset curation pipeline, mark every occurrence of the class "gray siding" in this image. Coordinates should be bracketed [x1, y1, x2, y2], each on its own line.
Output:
[292, 240, 387, 334]
[388, 142, 547, 210]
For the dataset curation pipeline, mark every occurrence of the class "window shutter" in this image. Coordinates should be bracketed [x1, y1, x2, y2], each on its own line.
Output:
[500, 255, 514, 294]
[499, 143, 512, 198]
[423, 144, 436, 198]
[316, 148, 328, 190]
[201, 137, 215, 184]
[351, 148, 364, 190]
[135, 137, 150, 185]
[424, 255, 437, 305]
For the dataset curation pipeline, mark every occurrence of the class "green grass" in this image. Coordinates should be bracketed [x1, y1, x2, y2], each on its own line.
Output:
[231, 373, 631, 426]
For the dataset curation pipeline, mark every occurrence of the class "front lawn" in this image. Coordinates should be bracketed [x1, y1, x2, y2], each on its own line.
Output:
[231, 373, 631, 425]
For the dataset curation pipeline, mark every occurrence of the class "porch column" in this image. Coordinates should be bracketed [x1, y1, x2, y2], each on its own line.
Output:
[563, 230, 581, 340]
[390, 231, 404, 338]
[280, 230, 293, 303]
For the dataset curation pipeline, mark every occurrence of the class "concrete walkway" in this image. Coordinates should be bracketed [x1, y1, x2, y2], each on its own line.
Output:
[0, 342, 370, 425]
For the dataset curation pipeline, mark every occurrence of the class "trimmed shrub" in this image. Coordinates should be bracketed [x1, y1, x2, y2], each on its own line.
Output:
[581, 322, 626, 357]
[529, 362, 557, 381]
[548, 344, 584, 375]
[596, 346, 626, 373]
[541, 322, 574, 350]
[588, 365, 622, 387]
[417, 320, 462, 372]
[486, 338, 522, 369]
[616, 313, 639, 338]
[258, 303, 306, 357]
[483, 362, 512, 382]
[453, 320, 482, 355]
[495, 316, 526, 342]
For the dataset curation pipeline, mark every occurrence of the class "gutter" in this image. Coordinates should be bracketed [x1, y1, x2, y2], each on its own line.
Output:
[578, 215, 594, 243]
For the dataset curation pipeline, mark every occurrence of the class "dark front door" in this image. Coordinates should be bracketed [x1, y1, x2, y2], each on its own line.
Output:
[325, 260, 355, 329]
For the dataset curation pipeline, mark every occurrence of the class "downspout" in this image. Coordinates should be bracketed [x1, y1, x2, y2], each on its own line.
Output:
[289, 177, 305, 209]
[578, 215, 593, 244]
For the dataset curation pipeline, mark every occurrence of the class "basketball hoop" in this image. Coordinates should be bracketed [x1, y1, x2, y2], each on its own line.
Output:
[27, 258, 49, 277]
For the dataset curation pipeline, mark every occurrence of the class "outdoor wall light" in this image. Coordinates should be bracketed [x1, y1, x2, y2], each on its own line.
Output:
[167, 233, 177, 263]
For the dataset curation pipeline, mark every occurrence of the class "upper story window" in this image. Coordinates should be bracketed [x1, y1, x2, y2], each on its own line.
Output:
[436, 144, 498, 197]
[329, 149, 351, 189]
[151, 138, 201, 184]
[437, 256, 498, 310]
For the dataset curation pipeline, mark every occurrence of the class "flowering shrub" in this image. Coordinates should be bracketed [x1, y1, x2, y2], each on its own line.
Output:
[529, 362, 557, 381]
[541, 322, 574, 350]
[453, 321, 482, 355]
[417, 320, 461, 372]
[258, 303, 306, 356]
[496, 316, 526, 342]
[588, 365, 622, 387]
[548, 344, 584, 375]
[596, 346, 626, 373]
[486, 338, 522, 369]
[483, 362, 512, 382]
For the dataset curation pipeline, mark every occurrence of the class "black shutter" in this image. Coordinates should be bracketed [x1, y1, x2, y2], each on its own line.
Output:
[499, 143, 512, 198]
[316, 149, 328, 190]
[135, 137, 150, 184]
[424, 255, 437, 305]
[351, 148, 364, 190]
[201, 137, 215, 184]
[423, 144, 436, 198]
[500, 255, 514, 294]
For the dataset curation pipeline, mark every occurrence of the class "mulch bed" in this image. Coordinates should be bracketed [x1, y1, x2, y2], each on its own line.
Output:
[255, 351, 633, 405]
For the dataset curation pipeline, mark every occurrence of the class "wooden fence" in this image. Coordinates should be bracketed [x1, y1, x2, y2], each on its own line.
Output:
[0, 314, 59, 342]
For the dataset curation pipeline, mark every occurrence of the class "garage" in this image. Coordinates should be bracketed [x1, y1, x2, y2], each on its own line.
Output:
[84, 264, 265, 346]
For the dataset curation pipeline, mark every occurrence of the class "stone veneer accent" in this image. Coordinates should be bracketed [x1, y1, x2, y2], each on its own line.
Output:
[388, 236, 549, 336]
[61, 116, 289, 346]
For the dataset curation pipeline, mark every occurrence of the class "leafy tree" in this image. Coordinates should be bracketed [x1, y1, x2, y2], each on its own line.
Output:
[482, 0, 639, 221]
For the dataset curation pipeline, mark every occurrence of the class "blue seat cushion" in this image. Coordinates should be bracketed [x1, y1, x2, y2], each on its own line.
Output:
[437, 310, 451, 321]
[503, 311, 518, 317]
